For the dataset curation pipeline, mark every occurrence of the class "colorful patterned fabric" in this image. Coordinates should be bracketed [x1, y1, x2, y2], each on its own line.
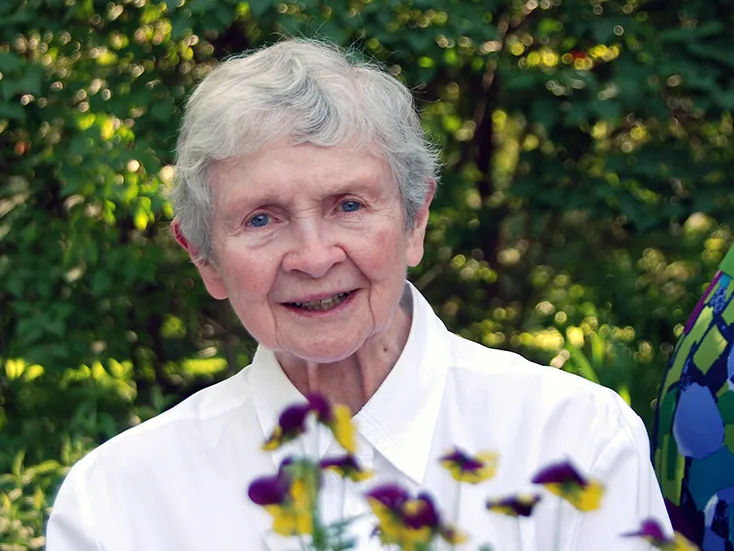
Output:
[653, 245, 734, 550]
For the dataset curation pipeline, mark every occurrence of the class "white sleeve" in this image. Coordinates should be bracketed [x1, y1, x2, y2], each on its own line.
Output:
[572, 398, 673, 551]
[46, 457, 102, 551]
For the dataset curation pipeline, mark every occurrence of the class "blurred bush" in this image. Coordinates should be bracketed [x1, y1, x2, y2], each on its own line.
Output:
[1, 0, 733, 546]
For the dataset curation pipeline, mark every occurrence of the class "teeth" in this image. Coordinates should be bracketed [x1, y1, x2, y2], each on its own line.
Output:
[292, 292, 350, 311]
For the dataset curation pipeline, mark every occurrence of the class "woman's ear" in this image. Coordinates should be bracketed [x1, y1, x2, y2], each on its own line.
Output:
[171, 220, 229, 300]
[406, 180, 436, 268]
[171, 220, 191, 252]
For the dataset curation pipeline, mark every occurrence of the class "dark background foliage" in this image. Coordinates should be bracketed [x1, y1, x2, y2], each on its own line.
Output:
[1, 0, 732, 546]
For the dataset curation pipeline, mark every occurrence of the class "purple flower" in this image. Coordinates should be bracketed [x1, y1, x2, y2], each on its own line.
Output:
[308, 392, 357, 454]
[247, 458, 294, 506]
[261, 393, 358, 453]
[402, 492, 440, 530]
[621, 518, 699, 550]
[307, 393, 332, 422]
[279, 404, 311, 433]
[622, 518, 667, 542]
[247, 472, 290, 506]
[262, 403, 312, 451]
[365, 483, 410, 512]
[365, 484, 468, 548]
[439, 446, 499, 484]
[486, 493, 542, 518]
[531, 460, 604, 511]
[319, 454, 373, 482]
[531, 460, 586, 486]
[246, 458, 317, 537]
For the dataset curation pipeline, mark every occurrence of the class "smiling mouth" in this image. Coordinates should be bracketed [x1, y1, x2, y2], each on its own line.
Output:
[286, 292, 352, 312]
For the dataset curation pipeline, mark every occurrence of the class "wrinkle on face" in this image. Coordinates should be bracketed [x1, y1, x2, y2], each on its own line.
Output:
[198, 141, 431, 411]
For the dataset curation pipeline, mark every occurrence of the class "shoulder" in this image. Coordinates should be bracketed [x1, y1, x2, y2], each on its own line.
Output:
[47, 366, 270, 547]
[447, 331, 626, 406]
[445, 332, 649, 461]
[63, 365, 259, 481]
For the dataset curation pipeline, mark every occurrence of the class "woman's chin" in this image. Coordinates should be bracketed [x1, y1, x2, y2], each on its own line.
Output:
[297, 348, 359, 365]
[277, 339, 364, 366]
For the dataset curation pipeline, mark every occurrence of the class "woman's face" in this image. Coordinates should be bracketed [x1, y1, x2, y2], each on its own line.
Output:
[196, 142, 431, 363]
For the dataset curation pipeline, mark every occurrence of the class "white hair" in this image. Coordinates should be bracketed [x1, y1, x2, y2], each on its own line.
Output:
[171, 38, 440, 261]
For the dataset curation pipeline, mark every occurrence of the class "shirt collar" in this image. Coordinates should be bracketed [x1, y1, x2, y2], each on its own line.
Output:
[247, 281, 451, 485]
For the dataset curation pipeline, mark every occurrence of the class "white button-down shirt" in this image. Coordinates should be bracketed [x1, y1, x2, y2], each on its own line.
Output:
[47, 283, 670, 551]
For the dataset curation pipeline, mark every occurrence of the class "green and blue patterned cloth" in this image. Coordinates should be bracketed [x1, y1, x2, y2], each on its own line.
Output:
[653, 245, 734, 550]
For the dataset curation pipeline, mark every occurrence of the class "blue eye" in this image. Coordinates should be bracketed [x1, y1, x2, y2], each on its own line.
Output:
[340, 200, 361, 213]
[249, 213, 270, 227]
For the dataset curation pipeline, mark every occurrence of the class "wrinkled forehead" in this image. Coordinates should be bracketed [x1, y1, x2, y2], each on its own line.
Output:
[211, 134, 391, 181]
[208, 140, 399, 210]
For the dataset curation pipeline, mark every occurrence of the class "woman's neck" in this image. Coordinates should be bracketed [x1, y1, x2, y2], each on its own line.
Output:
[276, 289, 413, 413]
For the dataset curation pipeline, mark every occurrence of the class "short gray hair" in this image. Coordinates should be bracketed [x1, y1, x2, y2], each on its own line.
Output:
[171, 38, 440, 261]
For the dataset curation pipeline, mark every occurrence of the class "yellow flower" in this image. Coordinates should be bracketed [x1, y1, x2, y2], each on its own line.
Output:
[486, 493, 542, 518]
[262, 394, 359, 454]
[247, 458, 318, 537]
[266, 501, 313, 537]
[544, 479, 604, 511]
[320, 454, 373, 482]
[668, 532, 700, 551]
[440, 447, 499, 484]
[367, 498, 404, 544]
[261, 403, 311, 451]
[622, 519, 700, 550]
[308, 393, 358, 454]
[440, 523, 470, 544]
[331, 403, 357, 453]
[366, 485, 461, 551]
[274, 477, 315, 535]
[262, 426, 283, 451]
[531, 460, 604, 512]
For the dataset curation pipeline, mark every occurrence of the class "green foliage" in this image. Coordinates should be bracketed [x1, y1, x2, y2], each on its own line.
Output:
[1, 0, 733, 546]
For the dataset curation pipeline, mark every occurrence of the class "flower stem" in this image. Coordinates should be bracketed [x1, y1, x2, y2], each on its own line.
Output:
[293, 505, 308, 551]
[336, 479, 347, 549]
[298, 437, 322, 551]
[451, 481, 462, 551]
[515, 518, 523, 551]
[554, 496, 563, 551]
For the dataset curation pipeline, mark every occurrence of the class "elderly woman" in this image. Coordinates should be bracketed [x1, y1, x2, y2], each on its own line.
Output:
[48, 39, 670, 550]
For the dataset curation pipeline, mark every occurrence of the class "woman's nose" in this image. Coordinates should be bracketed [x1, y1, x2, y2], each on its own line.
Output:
[281, 222, 346, 278]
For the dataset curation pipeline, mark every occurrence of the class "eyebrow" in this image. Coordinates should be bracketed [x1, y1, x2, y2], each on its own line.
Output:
[219, 172, 387, 221]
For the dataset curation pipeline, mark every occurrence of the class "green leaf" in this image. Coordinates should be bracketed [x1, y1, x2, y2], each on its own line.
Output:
[170, 16, 191, 41]
[16, 317, 45, 345]
[249, 0, 273, 18]
[565, 342, 600, 384]
[8, 64, 45, 97]
[0, 52, 23, 72]
[25, 460, 61, 477]
[188, 0, 216, 14]
[91, 270, 112, 295]
[715, 89, 734, 110]
[0, 9, 33, 26]
[11, 451, 25, 480]
[406, 31, 435, 53]
[0, 101, 25, 121]
[531, 98, 560, 130]
[591, 20, 616, 44]
[564, 102, 588, 126]
[503, 71, 538, 91]
[660, 21, 724, 43]
[215, 4, 234, 27]
[150, 101, 173, 122]
[591, 99, 622, 123]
